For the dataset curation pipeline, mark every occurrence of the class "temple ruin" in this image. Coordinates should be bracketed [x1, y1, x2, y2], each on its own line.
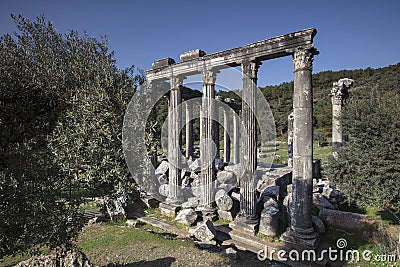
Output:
[145, 28, 320, 248]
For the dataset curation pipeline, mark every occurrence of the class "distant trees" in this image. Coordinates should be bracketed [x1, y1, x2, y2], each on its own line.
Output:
[325, 91, 400, 213]
[0, 15, 142, 257]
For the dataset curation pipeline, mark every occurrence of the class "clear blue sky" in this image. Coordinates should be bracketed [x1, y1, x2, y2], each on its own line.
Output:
[1, 0, 399, 86]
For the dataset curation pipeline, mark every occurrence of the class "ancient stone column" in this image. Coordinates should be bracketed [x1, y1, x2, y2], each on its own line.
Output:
[233, 110, 240, 164]
[223, 106, 231, 163]
[215, 96, 223, 161]
[166, 76, 184, 206]
[287, 111, 294, 167]
[331, 78, 353, 156]
[282, 48, 318, 248]
[185, 101, 194, 159]
[231, 60, 260, 232]
[199, 69, 218, 218]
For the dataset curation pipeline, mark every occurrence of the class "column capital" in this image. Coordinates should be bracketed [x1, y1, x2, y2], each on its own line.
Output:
[170, 75, 185, 90]
[292, 48, 316, 72]
[241, 60, 261, 79]
[331, 78, 354, 102]
[202, 69, 218, 85]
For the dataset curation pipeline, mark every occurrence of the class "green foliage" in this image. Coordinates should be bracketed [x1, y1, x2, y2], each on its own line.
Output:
[259, 63, 400, 136]
[325, 91, 400, 213]
[0, 14, 141, 257]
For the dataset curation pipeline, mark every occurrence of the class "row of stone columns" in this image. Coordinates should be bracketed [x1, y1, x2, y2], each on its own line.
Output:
[163, 47, 318, 248]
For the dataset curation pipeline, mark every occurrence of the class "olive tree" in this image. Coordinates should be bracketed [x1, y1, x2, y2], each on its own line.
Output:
[0, 15, 142, 257]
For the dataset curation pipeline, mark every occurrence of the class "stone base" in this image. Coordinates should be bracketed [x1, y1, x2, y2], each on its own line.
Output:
[217, 210, 235, 221]
[159, 202, 181, 217]
[229, 215, 259, 235]
[281, 227, 319, 249]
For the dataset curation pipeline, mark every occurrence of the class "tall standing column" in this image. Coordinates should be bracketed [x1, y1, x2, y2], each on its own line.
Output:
[185, 101, 194, 159]
[282, 48, 318, 248]
[215, 96, 222, 161]
[199, 69, 218, 218]
[231, 60, 260, 232]
[166, 76, 184, 205]
[331, 78, 353, 157]
[223, 106, 231, 163]
[233, 110, 240, 164]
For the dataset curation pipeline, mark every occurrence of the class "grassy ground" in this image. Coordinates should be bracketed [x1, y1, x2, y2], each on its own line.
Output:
[0, 221, 281, 267]
[258, 138, 332, 166]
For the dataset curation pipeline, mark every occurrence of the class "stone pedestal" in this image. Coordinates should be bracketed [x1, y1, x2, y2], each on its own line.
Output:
[282, 48, 319, 249]
[229, 215, 259, 235]
[159, 202, 181, 217]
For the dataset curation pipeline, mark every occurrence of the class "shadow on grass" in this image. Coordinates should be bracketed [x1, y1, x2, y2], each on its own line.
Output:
[120, 256, 176, 266]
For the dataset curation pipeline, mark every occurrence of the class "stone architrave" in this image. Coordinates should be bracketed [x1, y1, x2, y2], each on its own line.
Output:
[331, 78, 354, 156]
[282, 48, 319, 248]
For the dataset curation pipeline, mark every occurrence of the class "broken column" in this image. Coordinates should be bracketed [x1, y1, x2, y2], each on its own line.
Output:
[282, 48, 319, 248]
[331, 78, 353, 156]
[185, 101, 194, 159]
[198, 69, 218, 219]
[287, 111, 294, 167]
[223, 105, 231, 163]
[230, 60, 260, 233]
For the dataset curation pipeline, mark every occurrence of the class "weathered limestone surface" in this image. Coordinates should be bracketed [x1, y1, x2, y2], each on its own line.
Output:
[185, 101, 194, 158]
[282, 48, 319, 248]
[223, 106, 231, 162]
[331, 78, 354, 154]
[319, 208, 367, 232]
[16, 250, 93, 267]
[144, 29, 319, 248]
[175, 208, 198, 225]
[199, 70, 218, 215]
[232, 111, 240, 164]
[235, 60, 260, 226]
[287, 111, 294, 167]
[147, 29, 317, 80]
[259, 206, 279, 236]
[166, 76, 184, 205]
[193, 219, 217, 242]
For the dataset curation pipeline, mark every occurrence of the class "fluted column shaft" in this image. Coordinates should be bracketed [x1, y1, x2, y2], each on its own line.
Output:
[239, 60, 260, 220]
[167, 76, 183, 205]
[185, 101, 194, 158]
[223, 107, 231, 163]
[200, 70, 217, 209]
[233, 110, 240, 164]
[287, 112, 294, 167]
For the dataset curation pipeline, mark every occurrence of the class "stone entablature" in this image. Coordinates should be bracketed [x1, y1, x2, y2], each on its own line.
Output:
[146, 28, 316, 81]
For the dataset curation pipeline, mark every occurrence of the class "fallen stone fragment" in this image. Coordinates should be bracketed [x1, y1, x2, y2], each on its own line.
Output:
[193, 219, 216, 242]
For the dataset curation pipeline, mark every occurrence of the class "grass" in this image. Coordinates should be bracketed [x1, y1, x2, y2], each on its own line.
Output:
[259, 138, 332, 166]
